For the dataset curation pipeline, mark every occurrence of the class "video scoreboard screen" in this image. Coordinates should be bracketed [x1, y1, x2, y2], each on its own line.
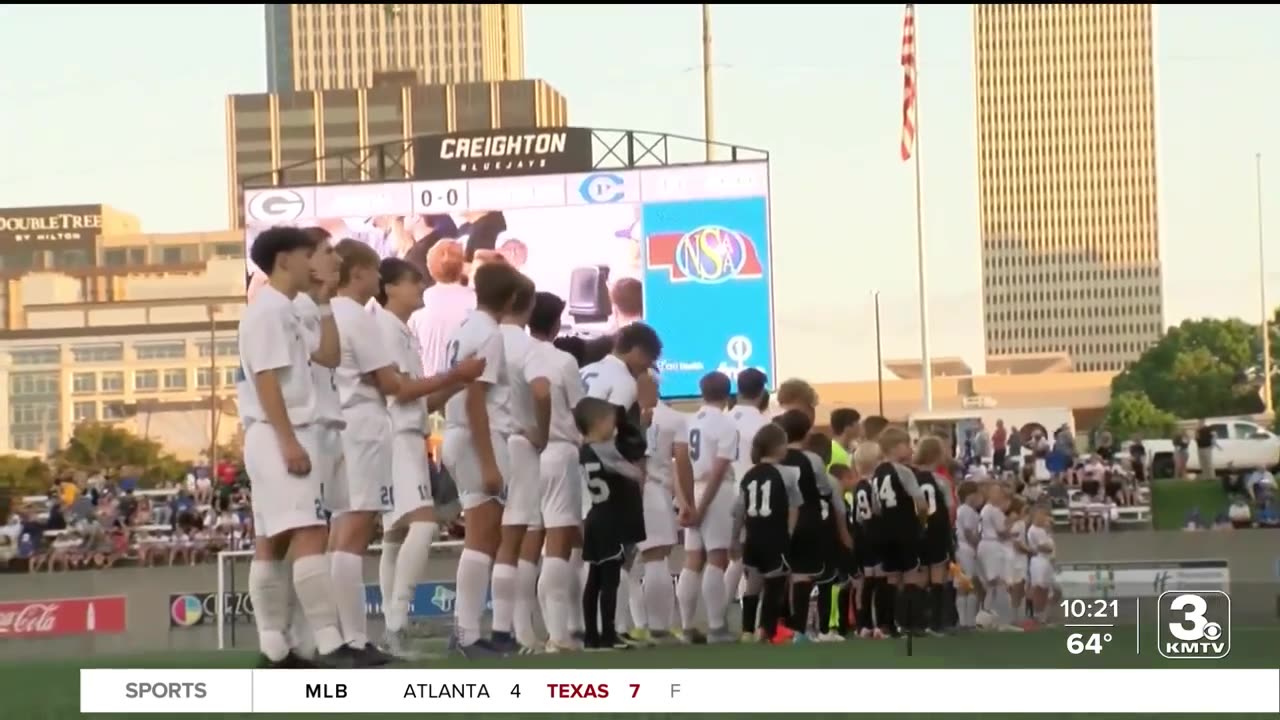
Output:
[243, 161, 774, 398]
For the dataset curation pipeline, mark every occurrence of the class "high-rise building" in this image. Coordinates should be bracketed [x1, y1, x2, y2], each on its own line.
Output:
[265, 3, 524, 92]
[973, 4, 1163, 372]
[224, 79, 568, 226]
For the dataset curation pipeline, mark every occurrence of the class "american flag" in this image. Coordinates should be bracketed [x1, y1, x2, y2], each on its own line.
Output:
[900, 3, 917, 162]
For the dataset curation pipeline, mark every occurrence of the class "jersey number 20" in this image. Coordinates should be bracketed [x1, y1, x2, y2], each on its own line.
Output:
[744, 479, 772, 517]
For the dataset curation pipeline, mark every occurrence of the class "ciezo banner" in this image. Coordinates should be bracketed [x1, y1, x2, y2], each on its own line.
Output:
[413, 128, 594, 180]
[169, 592, 253, 628]
[1055, 559, 1230, 600]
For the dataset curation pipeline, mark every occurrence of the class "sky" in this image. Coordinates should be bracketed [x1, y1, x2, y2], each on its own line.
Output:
[1, 4, 1278, 384]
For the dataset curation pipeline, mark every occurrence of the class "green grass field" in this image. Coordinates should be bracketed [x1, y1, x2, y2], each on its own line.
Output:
[7, 627, 1278, 719]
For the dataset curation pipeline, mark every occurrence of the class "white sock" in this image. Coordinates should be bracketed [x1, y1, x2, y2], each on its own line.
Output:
[955, 591, 971, 628]
[539, 556, 572, 646]
[627, 565, 647, 631]
[614, 567, 632, 633]
[491, 563, 518, 634]
[967, 594, 980, 626]
[455, 548, 492, 646]
[330, 551, 368, 648]
[643, 560, 673, 633]
[248, 559, 291, 662]
[702, 565, 727, 632]
[567, 548, 585, 633]
[379, 542, 400, 622]
[991, 586, 1009, 623]
[515, 559, 540, 648]
[676, 568, 701, 630]
[388, 522, 436, 633]
[724, 559, 744, 604]
[293, 554, 344, 655]
[285, 585, 315, 658]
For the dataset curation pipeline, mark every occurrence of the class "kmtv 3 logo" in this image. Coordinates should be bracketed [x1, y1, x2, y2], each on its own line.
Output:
[1157, 590, 1230, 659]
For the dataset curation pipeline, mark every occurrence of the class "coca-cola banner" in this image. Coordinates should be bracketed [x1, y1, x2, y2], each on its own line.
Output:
[0, 595, 127, 638]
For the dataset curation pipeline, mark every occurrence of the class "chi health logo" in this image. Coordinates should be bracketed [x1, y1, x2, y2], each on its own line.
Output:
[1157, 590, 1231, 659]
[246, 189, 305, 222]
[718, 335, 765, 382]
[431, 585, 457, 613]
[170, 595, 204, 627]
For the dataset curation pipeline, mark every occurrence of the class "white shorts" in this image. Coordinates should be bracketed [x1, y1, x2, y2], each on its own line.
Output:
[441, 426, 510, 511]
[503, 435, 543, 528]
[955, 544, 978, 585]
[1007, 550, 1028, 584]
[314, 424, 345, 514]
[637, 482, 678, 552]
[244, 423, 326, 539]
[337, 411, 393, 515]
[976, 540, 1008, 584]
[683, 481, 736, 553]
[539, 441, 582, 530]
[1029, 556, 1054, 589]
[384, 432, 434, 530]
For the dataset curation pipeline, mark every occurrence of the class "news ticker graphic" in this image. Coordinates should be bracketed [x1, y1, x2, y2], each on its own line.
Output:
[80, 668, 1280, 714]
[1057, 590, 1233, 660]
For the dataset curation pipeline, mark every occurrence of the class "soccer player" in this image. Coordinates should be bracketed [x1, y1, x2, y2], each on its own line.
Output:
[774, 409, 834, 642]
[802, 432, 849, 642]
[1026, 506, 1057, 623]
[624, 370, 693, 645]
[523, 292, 587, 652]
[373, 258, 485, 657]
[953, 480, 984, 629]
[490, 274, 539, 653]
[676, 372, 740, 644]
[1006, 497, 1029, 623]
[410, 239, 474, 376]
[577, 396, 646, 650]
[238, 226, 352, 668]
[727, 368, 770, 634]
[829, 408, 862, 468]
[736, 422, 802, 643]
[870, 427, 929, 637]
[440, 261, 527, 656]
[848, 442, 885, 639]
[910, 435, 955, 635]
[977, 483, 1012, 626]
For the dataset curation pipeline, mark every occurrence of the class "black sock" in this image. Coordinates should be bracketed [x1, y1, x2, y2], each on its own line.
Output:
[742, 593, 760, 634]
[877, 580, 898, 633]
[929, 584, 947, 631]
[837, 585, 853, 635]
[816, 582, 834, 634]
[598, 560, 623, 643]
[945, 583, 958, 628]
[760, 576, 787, 639]
[904, 585, 927, 632]
[789, 579, 814, 633]
[858, 579, 877, 631]
[583, 563, 603, 645]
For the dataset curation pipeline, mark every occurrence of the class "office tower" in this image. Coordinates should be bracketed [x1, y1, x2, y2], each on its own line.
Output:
[265, 3, 524, 92]
[973, 4, 1163, 372]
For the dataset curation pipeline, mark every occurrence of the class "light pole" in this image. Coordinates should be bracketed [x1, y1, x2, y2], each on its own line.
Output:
[701, 4, 714, 162]
[874, 291, 885, 417]
[1257, 154, 1273, 415]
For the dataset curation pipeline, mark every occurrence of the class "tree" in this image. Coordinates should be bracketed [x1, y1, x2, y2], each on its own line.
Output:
[0, 455, 52, 497]
[1101, 392, 1179, 441]
[1112, 317, 1265, 420]
[54, 423, 186, 486]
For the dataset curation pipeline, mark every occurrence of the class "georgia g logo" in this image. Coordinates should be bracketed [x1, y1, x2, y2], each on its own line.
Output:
[246, 189, 305, 222]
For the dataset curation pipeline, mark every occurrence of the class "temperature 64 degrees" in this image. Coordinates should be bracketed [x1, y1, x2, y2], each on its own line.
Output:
[1067, 631, 1113, 655]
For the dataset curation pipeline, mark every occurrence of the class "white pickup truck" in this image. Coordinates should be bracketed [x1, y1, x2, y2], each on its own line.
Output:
[1144, 418, 1280, 478]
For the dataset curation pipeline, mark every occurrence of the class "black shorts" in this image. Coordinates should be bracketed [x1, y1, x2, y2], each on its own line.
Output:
[878, 522, 922, 574]
[787, 520, 826, 576]
[583, 498, 645, 564]
[917, 534, 950, 567]
[854, 529, 881, 570]
[743, 539, 789, 577]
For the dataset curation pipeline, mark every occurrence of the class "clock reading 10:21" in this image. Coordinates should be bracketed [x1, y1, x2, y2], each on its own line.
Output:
[1060, 598, 1121, 621]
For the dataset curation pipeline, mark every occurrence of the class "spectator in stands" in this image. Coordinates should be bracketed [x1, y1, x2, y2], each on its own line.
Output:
[991, 420, 1008, 470]
[1195, 421, 1219, 479]
[1245, 469, 1275, 506]
[1128, 433, 1147, 485]
[1095, 432, 1115, 463]
[1227, 498, 1252, 529]
[1173, 430, 1190, 479]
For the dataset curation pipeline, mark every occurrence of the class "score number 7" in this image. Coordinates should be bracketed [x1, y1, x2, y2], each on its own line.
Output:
[631, 684, 639, 698]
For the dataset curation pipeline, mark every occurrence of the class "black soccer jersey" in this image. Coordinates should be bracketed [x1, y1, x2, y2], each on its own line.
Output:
[914, 468, 953, 565]
[783, 448, 824, 516]
[581, 444, 645, 563]
[739, 463, 794, 573]
[871, 461, 918, 530]
[849, 479, 881, 569]
[781, 448, 834, 576]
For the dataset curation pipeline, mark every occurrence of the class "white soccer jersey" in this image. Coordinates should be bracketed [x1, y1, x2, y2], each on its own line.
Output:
[236, 285, 316, 427]
[955, 503, 981, 547]
[499, 325, 537, 436]
[1026, 524, 1055, 557]
[729, 404, 769, 484]
[645, 403, 688, 490]
[375, 305, 428, 434]
[293, 293, 342, 426]
[524, 340, 583, 445]
[442, 310, 509, 431]
[687, 405, 739, 487]
[979, 503, 1007, 542]
[1008, 519, 1026, 550]
[411, 282, 475, 377]
[580, 354, 636, 409]
[331, 296, 395, 413]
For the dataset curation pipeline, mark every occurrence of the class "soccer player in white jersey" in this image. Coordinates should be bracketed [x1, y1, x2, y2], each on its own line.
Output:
[977, 483, 1012, 626]
[441, 261, 528, 657]
[623, 371, 693, 646]
[522, 292, 586, 652]
[374, 257, 485, 657]
[726, 368, 770, 632]
[952, 480, 984, 629]
[237, 227, 353, 668]
[676, 371, 741, 644]
[488, 276, 540, 654]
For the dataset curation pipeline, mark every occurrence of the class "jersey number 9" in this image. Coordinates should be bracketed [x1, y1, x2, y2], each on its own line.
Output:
[855, 488, 873, 521]
[689, 428, 702, 462]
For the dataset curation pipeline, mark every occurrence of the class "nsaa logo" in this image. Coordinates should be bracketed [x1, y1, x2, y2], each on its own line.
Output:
[647, 226, 763, 284]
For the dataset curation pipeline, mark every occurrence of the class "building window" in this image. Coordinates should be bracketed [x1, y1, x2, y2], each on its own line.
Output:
[197, 339, 240, 357]
[212, 243, 244, 258]
[163, 369, 188, 391]
[103, 401, 127, 420]
[73, 401, 97, 423]
[101, 371, 124, 392]
[160, 246, 185, 264]
[222, 367, 238, 386]
[196, 367, 214, 389]
[10, 372, 59, 397]
[134, 370, 159, 391]
[135, 341, 186, 360]
[72, 372, 97, 395]
[72, 343, 124, 363]
[129, 248, 146, 264]
[103, 249, 128, 266]
[11, 347, 60, 365]
[10, 403, 50, 425]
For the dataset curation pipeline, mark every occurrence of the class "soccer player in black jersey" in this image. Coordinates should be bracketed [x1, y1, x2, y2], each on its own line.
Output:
[736, 423, 803, 643]
[911, 435, 955, 635]
[802, 432, 852, 641]
[774, 409, 835, 641]
[869, 427, 929, 636]
[847, 441, 886, 638]
[575, 397, 646, 650]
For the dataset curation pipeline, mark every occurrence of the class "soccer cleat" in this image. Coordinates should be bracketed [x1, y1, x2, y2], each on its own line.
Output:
[355, 643, 397, 666]
[603, 635, 633, 651]
[621, 628, 652, 647]
[489, 631, 520, 655]
[257, 651, 317, 669]
[706, 628, 736, 645]
[739, 632, 756, 644]
[648, 629, 678, 645]
[452, 637, 508, 659]
[790, 632, 811, 644]
[570, 629, 587, 644]
[516, 643, 542, 655]
[815, 631, 845, 643]
[544, 639, 582, 654]
[771, 622, 796, 644]
[316, 644, 381, 669]
[679, 628, 707, 645]
[384, 629, 426, 660]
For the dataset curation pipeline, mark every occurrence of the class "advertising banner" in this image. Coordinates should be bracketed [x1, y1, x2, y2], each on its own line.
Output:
[413, 128, 594, 180]
[169, 592, 254, 628]
[1056, 559, 1230, 600]
[0, 595, 126, 638]
[363, 582, 491, 619]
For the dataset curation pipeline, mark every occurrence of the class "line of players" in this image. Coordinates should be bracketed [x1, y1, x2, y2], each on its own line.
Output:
[237, 224, 1060, 667]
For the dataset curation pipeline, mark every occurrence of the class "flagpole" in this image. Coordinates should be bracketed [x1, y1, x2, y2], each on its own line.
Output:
[912, 11, 933, 411]
[702, 4, 715, 163]
[1258, 153, 1273, 415]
